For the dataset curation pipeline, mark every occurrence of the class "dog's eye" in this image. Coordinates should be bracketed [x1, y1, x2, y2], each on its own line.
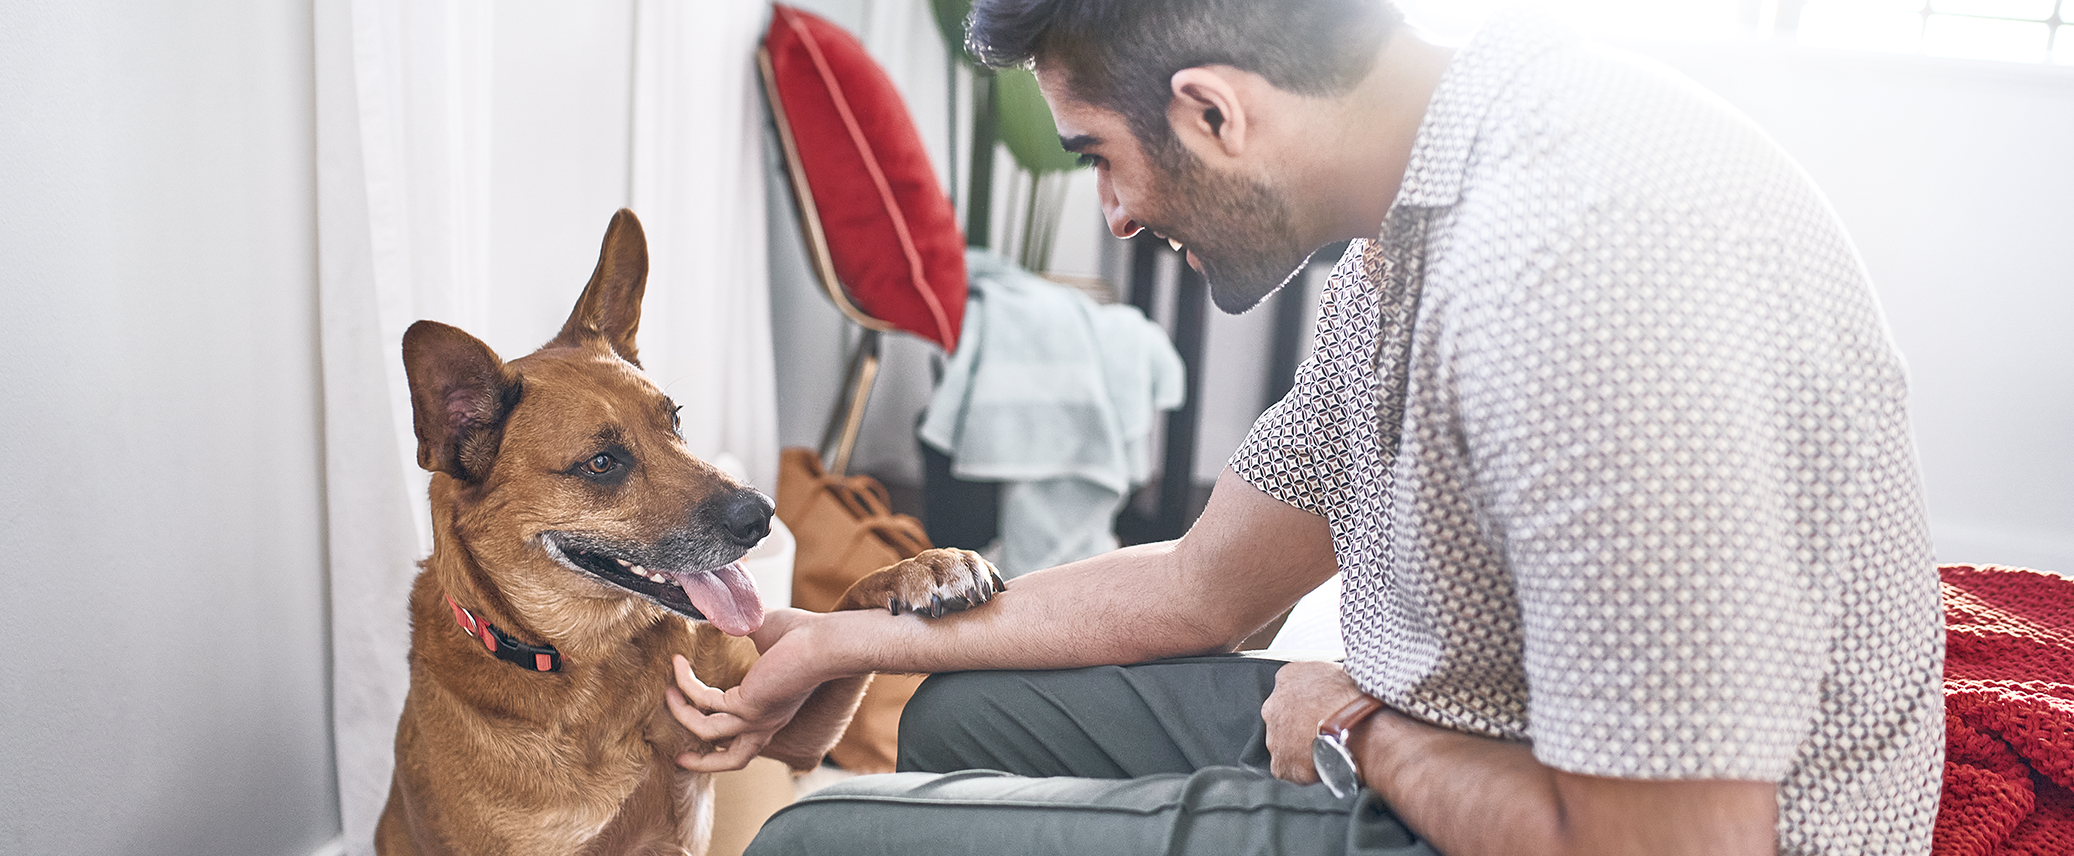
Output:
[582, 453, 618, 475]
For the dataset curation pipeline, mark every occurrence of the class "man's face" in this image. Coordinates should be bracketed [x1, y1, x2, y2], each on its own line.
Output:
[1037, 67, 1310, 314]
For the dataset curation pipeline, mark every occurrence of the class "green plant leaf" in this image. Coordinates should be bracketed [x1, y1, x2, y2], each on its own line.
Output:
[995, 66, 1084, 175]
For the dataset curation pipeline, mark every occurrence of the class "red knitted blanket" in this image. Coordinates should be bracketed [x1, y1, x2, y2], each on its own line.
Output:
[1935, 564, 2074, 855]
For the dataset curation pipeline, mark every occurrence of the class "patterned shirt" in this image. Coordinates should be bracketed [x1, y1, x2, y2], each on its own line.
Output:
[1230, 16, 1945, 853]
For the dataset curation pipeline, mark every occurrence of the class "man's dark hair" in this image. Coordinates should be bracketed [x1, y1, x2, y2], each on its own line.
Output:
[969, 0, 1405, 164]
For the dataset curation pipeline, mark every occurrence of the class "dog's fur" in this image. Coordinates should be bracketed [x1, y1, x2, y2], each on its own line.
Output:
[377, 210, 1001, 856]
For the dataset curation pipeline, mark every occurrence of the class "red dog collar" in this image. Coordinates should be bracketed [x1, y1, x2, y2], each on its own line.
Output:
[444, 593, 562, 673]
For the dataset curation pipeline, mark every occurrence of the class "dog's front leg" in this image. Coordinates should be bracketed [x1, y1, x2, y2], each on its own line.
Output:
[835, 547, 1006, 619]
[756, 548, 1004, 769]
[755, 672, 874, 771]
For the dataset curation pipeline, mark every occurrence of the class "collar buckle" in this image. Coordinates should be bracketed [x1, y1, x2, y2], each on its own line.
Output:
[443, 593, 562, 673]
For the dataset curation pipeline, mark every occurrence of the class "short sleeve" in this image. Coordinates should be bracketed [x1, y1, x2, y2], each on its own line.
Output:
[1230, 378, 1325, 516]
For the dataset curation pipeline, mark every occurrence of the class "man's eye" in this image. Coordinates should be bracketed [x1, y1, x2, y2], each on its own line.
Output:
[583, 453, 618, 475]
[1075, 152, 1101, 169]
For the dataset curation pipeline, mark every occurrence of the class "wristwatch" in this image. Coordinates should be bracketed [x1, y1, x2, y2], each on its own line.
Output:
[1312, 693, 1384, 798]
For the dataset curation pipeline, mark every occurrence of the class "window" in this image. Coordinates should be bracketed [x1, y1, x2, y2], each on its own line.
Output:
[1398, 0, 2074, 65]
[1784, 0, 2072, 63]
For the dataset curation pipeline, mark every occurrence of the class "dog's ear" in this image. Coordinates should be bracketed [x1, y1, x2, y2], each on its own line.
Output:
[403, 320, 522, 481]
[552, 208, 648, 365]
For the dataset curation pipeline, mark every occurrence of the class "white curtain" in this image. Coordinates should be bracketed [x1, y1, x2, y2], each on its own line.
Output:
[631, 0, 781, 494]
[315, 1, 775, 851]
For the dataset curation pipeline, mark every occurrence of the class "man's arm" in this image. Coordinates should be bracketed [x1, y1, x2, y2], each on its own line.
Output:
[669, 468, 1338, 770]
[1262, 661, 1778, 856]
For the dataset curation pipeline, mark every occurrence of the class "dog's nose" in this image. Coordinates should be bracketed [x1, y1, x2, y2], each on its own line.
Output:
[718, 490, 774, 548]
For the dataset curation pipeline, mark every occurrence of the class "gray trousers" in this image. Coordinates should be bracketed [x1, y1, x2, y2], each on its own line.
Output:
[744, 654, 1440, 855]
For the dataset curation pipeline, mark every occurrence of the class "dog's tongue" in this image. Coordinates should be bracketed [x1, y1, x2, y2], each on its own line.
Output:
[672, 561, 764, 637]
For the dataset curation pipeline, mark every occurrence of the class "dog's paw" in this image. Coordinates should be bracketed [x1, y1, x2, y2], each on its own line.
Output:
[851, 548, 1004, 618]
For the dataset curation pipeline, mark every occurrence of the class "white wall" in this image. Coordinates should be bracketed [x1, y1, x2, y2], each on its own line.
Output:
[0, 3, 338, 855]
[1627, 40, 2074, 573]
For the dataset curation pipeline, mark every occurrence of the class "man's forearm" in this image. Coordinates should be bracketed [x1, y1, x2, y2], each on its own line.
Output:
[1353, 711, 1778, 856]
[1352, 711, 1567, 853]
[794, 468, 1340, 680]
[805, 540, 1248, 678]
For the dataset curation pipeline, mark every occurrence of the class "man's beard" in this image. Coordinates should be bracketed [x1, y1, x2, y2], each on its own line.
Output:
[1157, 152, 1310, 314]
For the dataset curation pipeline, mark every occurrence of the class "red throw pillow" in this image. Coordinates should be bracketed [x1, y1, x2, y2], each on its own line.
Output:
[764, 4, 966, 352]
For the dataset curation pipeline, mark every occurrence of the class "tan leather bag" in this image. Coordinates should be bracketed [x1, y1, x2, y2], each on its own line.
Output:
[774, 447, 930, 773]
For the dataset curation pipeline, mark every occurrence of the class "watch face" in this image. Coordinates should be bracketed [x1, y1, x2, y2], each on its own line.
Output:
[1312, 733, 1360, 799]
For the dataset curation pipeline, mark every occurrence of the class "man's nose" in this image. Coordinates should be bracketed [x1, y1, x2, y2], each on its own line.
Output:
[1098, 174, 1141, 239]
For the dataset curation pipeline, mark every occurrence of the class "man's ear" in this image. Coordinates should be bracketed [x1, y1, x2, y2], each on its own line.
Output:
[1168, 67, 1249, 159]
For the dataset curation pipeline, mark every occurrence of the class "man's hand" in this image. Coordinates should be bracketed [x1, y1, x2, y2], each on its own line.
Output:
[1261, 659, 1368, 786]
[1266, 659, 1778, 855]
[666, 607, 844, 772]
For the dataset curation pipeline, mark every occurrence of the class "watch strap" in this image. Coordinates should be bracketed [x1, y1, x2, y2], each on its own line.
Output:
[1319, 693, 1384, 737]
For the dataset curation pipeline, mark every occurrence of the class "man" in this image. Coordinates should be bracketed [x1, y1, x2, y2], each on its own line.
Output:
[672, 1, 1945, 853]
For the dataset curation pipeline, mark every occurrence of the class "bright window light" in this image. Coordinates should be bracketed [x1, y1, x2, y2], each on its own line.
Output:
[1790, 0, 2071, 63]
[1398, 0, 2074, 65]
[1933, 0, 2057, 20]
[1395, 0, 1750, 42]
[1922, 13, 2054, 62]
[1799, 2, 1930, 52]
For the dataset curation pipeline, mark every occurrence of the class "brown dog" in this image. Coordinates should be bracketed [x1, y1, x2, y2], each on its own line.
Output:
[377, 209, 1001, 856]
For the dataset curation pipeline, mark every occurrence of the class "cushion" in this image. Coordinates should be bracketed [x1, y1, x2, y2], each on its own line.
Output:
[764, 4, 966, 351]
